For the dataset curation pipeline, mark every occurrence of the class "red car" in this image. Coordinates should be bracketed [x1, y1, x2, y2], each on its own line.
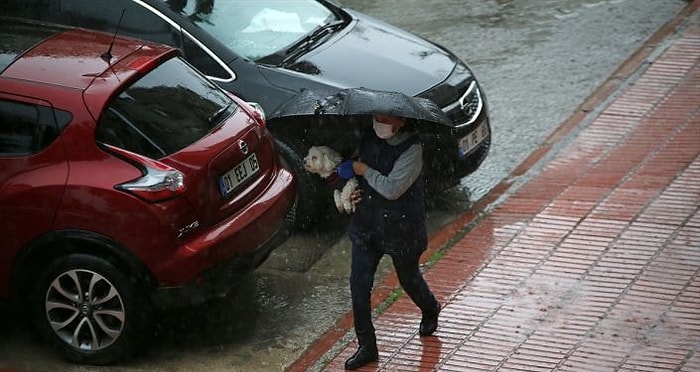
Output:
[0, 18, 295, 364]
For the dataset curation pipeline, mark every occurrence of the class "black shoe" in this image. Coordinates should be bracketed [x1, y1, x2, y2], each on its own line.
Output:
[344, 345, 379, 370]
[419, 301, 441, 336]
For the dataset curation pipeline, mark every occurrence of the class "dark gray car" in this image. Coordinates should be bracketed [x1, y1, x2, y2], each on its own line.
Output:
[3, 0, 491, 228]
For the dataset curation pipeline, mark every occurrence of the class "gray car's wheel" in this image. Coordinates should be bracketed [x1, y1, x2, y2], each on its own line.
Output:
[32, 254, 151, 365]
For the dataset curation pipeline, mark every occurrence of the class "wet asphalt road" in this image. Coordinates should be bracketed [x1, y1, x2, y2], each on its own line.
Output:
[0, 0, 691, 371]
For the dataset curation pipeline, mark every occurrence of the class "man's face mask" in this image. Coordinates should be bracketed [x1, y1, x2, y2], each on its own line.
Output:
[373, 119, 395, 139]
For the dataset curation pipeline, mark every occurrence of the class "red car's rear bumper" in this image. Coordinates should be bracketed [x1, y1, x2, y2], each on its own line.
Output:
[150, 168, 295, 307]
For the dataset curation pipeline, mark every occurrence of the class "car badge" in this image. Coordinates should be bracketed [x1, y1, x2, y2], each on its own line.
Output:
[239, 140, 249, 155]
[177, 220, 200, 238]
[459, 81, 477, 112]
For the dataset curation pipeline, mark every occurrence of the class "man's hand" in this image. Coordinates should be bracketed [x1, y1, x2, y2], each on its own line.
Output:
[350, 189, 363, 207]
[337, 160, 355, 179]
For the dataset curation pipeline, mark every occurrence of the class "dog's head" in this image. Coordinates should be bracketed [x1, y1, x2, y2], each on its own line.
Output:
[304, 145, 342, 178]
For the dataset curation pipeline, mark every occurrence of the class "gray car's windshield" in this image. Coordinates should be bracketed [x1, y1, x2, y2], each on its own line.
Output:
[166, 0, 337, 61]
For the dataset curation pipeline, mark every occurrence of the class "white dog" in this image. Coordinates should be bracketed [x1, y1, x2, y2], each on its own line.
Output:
[303, 145, 359, 214]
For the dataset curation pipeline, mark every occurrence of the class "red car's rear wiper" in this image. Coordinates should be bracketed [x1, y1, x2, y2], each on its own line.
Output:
[208, 101, 233, 126]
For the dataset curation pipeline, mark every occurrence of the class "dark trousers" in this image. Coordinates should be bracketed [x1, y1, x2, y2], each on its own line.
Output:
[349, 232, 438, 347]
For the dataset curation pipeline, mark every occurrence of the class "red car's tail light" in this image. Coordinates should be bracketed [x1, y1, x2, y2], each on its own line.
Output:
[245, 101, 267, 128]
[119, 166, 185, 202]
[226, 92, 266, 128]
[103, 144, 186, 202]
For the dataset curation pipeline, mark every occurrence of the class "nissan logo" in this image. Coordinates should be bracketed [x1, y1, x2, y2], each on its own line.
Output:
[239, 140, 249, 155]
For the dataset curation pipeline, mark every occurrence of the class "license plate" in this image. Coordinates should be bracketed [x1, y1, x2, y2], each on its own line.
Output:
[458, 122, 489, 157]
[219, 153, 259, 196]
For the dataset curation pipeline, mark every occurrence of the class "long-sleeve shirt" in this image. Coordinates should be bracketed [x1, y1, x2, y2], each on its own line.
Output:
[362, 130, 423, 200]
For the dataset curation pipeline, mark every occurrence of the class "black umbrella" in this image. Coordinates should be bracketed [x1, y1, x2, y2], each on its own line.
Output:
[267, 87, 453, 128]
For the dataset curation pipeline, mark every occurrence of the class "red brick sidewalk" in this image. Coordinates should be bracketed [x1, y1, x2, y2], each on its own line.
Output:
[289, 4, 700, 372]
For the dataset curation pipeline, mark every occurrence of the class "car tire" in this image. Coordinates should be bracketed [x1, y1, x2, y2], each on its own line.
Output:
[31, 253, 152, 365]
[274, 138, 329, 230]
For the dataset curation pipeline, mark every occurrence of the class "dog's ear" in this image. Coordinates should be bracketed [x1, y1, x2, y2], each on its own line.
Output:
[325, 146, 342, 163]
[321, 153, 336, 172]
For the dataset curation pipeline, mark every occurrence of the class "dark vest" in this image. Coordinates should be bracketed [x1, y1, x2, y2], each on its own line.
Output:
[350, 130, 427, 252]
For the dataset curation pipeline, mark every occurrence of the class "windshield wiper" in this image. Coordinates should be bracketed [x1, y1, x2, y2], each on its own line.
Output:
[282, 20, 345, 66]
[208, 101, 232, 125]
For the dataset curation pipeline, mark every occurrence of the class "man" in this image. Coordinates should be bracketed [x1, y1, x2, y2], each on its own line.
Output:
[336, 114, 441, 370]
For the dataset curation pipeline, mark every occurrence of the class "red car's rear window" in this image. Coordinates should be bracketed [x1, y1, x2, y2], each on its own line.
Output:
[96, 57, 237, 159]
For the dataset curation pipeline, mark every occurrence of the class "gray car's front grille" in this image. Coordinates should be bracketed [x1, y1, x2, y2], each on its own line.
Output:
[443, 80, 483, 128]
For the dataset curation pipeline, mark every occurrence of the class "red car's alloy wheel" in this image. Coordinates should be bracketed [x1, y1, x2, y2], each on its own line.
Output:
[45, 269, 125, 351]
[34, 254, 150, 365]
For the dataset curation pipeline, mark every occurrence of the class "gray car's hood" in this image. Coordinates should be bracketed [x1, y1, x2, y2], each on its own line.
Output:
[262, 10, 458, 96]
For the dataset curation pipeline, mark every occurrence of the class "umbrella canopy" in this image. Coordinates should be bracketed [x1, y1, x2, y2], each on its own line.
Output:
[268, 87, 453, 128]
